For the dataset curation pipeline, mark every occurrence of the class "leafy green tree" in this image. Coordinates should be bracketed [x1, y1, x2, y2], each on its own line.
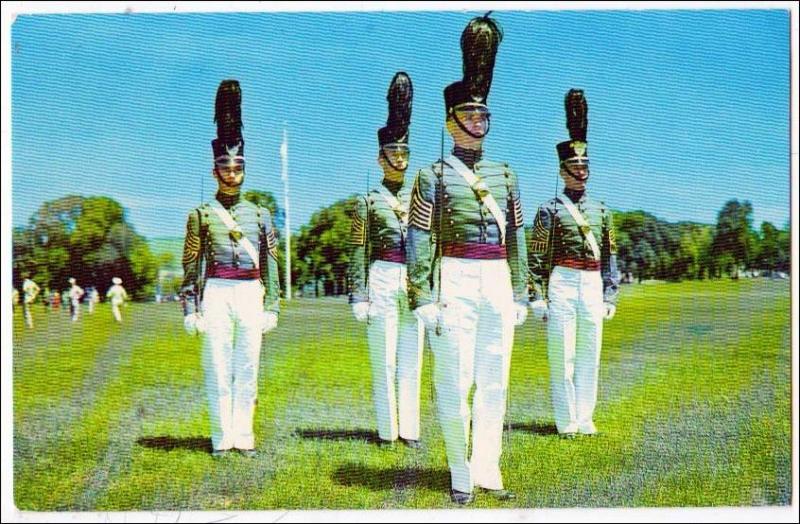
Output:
[755, 221, 789, 274]
[712, 200, 754, 278]
[293, 196, 358, 296]
[12, 195, 157, 299]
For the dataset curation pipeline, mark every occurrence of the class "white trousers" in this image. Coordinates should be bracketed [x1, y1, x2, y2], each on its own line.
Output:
[70, 299, 80, 322]
[201, 278, 264, 451]
[366, 260, 424, 442]
[547, 266, 604, 434]
[111, 301, 122, 322]
[24, 303, 34, 328]
[429, 257, 515, 493]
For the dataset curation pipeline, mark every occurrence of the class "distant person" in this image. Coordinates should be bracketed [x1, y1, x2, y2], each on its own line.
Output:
[106, 277, 128, 323]
[22, 273, 40, 329]
[52, 290, 61, 311]
[87, 286, 99, 314]
[67, 277, 84, 323]
[528, 90, 620, 439]
[41, 288, 51, 311]
[12, 288, 19, 314]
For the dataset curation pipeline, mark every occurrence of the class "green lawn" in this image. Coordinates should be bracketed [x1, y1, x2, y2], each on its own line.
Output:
[12, 279, 791, 510]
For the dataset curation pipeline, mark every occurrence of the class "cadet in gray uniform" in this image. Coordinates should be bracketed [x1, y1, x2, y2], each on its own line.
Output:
[406, 13, 528, 505]
[348, 72, 424, 448]
[529, 89, 620, 438]
[180, 80, 281, 458]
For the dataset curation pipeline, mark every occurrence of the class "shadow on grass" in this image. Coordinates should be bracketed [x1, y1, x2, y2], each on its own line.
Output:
[333, 462, 450, 491]
[295, 428, 383, 445]
[506, 421, 559, 436]
[136, 436, 212, 453]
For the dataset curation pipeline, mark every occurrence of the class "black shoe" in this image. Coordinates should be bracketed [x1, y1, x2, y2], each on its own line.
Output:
[238, 448, 258, 458]
[376, 439, 396, 448]
[211, 449, 231, 458]
[400, 438, 421, 449]
[450, 489, 474, 505]
[559, 432, 578, 440]
[479, 488, 516, 501]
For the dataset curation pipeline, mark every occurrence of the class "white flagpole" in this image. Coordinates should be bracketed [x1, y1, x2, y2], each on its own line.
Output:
[280, 126, 291, 300]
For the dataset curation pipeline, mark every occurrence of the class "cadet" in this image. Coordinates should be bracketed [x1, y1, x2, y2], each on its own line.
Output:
[529, 89, 620, 438]
[348, 72, 424, 448]
[106, 277, 128, 323]
[87, 286, 99, 314]
[67, 277, 84, 323]
[180, 80, 281, 458]
[22, 273, 40, 329]
[406, 13, 528, 505]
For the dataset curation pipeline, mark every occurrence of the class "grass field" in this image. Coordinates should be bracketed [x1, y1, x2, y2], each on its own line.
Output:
[11, 279, 792, 510]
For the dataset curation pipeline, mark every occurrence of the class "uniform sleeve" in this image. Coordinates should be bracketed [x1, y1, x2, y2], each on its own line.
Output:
[180, 209, 202, 315]
[528, 205, 554, 301]
[406, 167, 438, 310]
[347, 196, 369, 304]
[505, 167, 530, 304]
[260, 208, 281, 314]
[602, 207, 621, 305]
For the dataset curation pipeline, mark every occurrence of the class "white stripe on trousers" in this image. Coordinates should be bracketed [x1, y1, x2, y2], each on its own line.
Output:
[201, 278, 264, 451]
[547, 266, 604, 434]
[428, 257, 515, 493]
[366, 260, 424, 441]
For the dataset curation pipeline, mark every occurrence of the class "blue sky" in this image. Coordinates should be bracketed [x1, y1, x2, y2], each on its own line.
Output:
[11, 8, 790, 240]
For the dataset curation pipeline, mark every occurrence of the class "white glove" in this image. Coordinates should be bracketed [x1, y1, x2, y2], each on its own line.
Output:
[530, 300, 549, 322]
[262, 311, 279, 333]
[352, 302, 370, 323]
[604, 303, 616, 320]
[414, 303, 441, 330]
[183, 313, 206, 336]
[514, 303, 529, 326]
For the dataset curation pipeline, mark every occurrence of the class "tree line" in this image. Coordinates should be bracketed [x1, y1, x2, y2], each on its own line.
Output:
[12, 196, 159, 299]
[12, 194, 790, 301]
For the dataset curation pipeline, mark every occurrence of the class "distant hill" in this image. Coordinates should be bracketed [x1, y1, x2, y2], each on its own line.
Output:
[149, 237, 183, 272]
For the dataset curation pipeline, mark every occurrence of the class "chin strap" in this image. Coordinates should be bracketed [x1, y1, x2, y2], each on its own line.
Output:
[380, 148, 409, 173]
[561, 162, 589, 183]
[452, 111, 490, 139]
[213, 168, 245, 191]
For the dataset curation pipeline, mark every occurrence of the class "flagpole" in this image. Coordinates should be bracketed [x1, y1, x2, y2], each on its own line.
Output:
[281, 126, 292, 301]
